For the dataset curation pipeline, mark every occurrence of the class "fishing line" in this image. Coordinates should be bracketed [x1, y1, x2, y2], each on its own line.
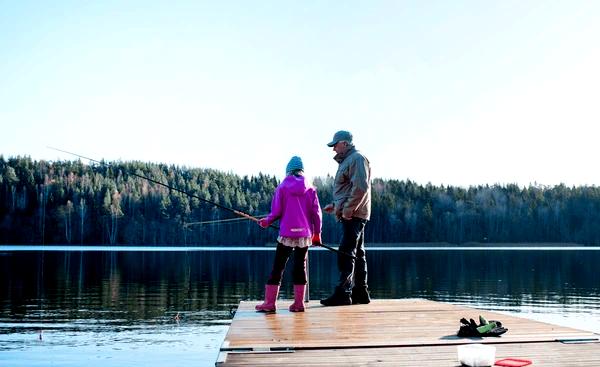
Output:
[184, 216, 267, 227]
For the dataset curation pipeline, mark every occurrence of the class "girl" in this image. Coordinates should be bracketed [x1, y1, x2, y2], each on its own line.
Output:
[256, 156, 322, 312]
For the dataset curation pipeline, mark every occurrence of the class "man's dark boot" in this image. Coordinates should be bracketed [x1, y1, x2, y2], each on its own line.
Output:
[351, 286, 371, 304]
[320, 287, 352, 306]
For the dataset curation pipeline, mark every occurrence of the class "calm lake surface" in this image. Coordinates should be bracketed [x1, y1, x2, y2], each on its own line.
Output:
[1, 246, 600, 366]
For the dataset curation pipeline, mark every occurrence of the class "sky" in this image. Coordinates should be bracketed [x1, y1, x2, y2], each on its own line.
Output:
[1, 1, 599, 187]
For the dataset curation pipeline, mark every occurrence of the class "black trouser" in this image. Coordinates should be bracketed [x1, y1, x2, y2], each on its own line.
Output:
[266, 242, 309, 285]
[337, 217, 368, 294]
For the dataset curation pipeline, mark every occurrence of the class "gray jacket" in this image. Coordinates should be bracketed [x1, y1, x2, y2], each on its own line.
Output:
[332, 146, 371, 221]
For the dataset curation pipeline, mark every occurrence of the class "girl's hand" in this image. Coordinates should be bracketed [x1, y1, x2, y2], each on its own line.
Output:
[311, 233, 322, 245]
[323, 203, 334, 213]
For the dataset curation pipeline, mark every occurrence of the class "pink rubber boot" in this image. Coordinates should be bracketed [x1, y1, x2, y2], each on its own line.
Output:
[255, 284, 279, 312]
[288, 284, 306, 312]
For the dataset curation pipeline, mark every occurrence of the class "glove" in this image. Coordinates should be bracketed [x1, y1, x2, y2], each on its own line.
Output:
[457, 318, 480, 337]
[457, 316, 508, 337]
[487, 325, 508, 336]
[311, 233, 321, 246]
[258, 218, 269, 228]
[323, 203, 334, 214]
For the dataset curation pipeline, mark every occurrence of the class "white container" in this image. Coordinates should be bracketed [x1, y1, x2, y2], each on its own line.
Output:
[457, 343, 496, 367]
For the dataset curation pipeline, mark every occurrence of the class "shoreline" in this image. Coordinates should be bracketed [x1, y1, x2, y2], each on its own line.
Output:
[1, 243, 599, 252]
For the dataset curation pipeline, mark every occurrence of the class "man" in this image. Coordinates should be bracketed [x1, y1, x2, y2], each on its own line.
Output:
[321, 130, 372, 306]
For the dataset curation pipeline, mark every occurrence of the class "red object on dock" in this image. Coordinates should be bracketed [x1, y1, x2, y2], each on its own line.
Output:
[495, 358, 533, 366]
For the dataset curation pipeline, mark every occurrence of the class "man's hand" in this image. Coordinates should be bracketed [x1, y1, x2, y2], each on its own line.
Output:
[342, 207, 353, 220]
[258, 218, 269, 228]
[323, 203, 334, 214]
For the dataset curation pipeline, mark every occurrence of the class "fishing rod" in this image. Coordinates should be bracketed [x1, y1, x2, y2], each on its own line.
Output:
[48, 147, 266, 225]
[48, 147, 356, 259]
[312, 242, 355, 259]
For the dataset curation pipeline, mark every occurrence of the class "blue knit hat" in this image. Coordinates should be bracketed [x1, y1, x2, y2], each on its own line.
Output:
[286, 156, 304, 175]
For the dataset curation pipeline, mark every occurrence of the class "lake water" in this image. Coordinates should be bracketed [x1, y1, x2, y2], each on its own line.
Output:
[1, 246, 600, 366]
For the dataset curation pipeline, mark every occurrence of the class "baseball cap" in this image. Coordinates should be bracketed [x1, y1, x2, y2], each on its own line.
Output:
[327, 130, 353, 147]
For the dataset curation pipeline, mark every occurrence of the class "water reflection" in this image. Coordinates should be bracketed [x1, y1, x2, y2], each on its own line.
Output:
[1, 248, 600, 366]
[3, 249, 600, 321]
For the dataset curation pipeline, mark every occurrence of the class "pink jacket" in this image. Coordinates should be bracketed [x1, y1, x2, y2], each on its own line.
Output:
[263, 175, 322, 238]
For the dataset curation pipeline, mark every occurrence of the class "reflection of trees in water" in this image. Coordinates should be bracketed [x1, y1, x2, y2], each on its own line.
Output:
[366, 250, 600, 306]
[2, 250, 599, 324]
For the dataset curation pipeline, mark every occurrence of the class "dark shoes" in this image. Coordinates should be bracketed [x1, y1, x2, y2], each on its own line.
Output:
[321, 286, 372, 306]
[320, 288, 352, 306]
[351, 286, 371, 304]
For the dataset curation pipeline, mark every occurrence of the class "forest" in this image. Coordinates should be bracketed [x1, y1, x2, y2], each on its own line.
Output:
[2, 155, 600, 246]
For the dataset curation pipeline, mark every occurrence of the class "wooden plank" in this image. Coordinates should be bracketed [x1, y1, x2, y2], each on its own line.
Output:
[217, 299, 600, 366]
[222, 299, 596, 350]
[220, 342, 600, 366]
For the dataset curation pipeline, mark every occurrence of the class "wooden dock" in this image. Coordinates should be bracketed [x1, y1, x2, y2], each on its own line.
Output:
[216, 299, 600, 366]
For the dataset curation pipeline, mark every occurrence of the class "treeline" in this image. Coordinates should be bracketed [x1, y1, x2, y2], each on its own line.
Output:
[2, 156, 600, 245]
[0, 156, 277, 245]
